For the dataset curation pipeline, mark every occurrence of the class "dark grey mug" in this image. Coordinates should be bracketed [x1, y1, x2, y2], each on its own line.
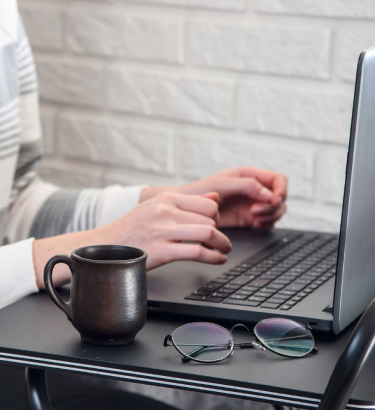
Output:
[44, 245, 148, 346]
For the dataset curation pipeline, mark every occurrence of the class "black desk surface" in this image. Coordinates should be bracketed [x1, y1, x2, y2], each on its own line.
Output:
[0, 292, 374, 410]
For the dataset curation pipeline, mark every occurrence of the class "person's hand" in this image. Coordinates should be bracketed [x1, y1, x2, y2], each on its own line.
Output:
[33, 191, 231, 288]
[105, 191, 231, 270]
[140, 167, 287, 231]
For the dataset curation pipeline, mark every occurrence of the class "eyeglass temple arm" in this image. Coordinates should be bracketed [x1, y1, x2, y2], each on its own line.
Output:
[182, 342, 259, 362]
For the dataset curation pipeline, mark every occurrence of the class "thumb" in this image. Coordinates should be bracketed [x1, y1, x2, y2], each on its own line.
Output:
[202, 192, 220, 203]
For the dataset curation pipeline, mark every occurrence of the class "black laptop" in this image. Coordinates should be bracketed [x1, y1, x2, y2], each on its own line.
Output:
[147, 48, 375, 334]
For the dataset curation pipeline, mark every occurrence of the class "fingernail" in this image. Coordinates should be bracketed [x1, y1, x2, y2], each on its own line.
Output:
[259, 187, 272, 200]
[276, 196, 283, 206]
[221, 255, 228, 263]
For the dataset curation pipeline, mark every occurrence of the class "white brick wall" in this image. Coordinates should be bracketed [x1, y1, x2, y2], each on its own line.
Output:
[18, 0, 375, 232]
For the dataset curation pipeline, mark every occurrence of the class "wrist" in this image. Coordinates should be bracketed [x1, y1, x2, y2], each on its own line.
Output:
[139, 185, 181, 202]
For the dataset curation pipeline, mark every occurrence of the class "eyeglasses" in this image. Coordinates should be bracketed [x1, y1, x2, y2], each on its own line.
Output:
[164, 318, 319, 363]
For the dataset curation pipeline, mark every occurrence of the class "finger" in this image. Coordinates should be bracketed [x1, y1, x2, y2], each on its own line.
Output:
[202, 192, 220, 225]
[164, 243, 228, 265]
[167, 224, 232, 254]
[213, 177, 273, 203]
[162, 192, 219, 220]
[250, 200, 285, 216]
[253, 203, 287, 223]
[271, 174, 288, 206]
[234, 167, 288, 206]
[173, 209, 217, 227]
[202, 192, 220, 203]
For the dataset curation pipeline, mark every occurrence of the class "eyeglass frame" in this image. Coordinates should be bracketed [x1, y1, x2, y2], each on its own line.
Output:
[163, 319, 319, 364]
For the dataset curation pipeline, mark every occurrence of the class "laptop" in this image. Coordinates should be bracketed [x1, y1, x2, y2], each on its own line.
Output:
[147, 48, 375, 334]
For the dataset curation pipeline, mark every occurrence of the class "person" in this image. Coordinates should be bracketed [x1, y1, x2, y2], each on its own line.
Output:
[0, 1, 287, 409]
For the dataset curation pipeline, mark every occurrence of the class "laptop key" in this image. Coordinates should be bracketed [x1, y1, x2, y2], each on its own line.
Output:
[222, 284, 241, 290]
[236, 290, 255, 296]
[266, 283, 285, 290]
[198, 284, 222, 292]
[259, 274, 277, 280]
[229, 294, 247, 300]
[218, 288, 235, 295]
[273, 293, 291, 300]
[247, 296, 268, 303]
[261, 287, 278, 294]
[185, 295, 205, 301]
[202, 297, 224, 303]
[261, 302, 281, 309]
[278, 290, 297, 296]
[224, 270, 242, 277]
[253, 291, 273, 298]
[242, 286, 260, 293]
[284, 283, 306, 292]
[267, 298, 286, 305]
[230, 275, 255, 286]
[280, 305, 292, 310]
[191, 290, 211, 296]
[230, 267, 247, 273]
[247, 279, 270, 288]
[223, 300, 261, 307]
[211, 292, 230, 298]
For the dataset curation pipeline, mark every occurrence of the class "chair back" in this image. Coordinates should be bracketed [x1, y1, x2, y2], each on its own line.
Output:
[318, 297, 375, 410]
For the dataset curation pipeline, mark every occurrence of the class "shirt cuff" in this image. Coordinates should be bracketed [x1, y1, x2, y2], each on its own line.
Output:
[96, 184, 148, 227]
[0, 238, 39, 309]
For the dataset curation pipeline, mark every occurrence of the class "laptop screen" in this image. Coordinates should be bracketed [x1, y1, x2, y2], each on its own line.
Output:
[333, 47, 375, 334]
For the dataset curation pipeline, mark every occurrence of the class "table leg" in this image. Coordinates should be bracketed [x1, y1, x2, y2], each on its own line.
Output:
[25, 367, 53, 410]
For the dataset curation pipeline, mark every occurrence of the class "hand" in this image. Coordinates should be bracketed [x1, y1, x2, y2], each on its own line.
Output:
[105, 192, 231, 270]
[141, 167, 287, 231]
[33, 192, 232, 288]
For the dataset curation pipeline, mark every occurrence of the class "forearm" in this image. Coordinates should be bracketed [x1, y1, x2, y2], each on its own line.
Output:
[33, 227, 109, 290]
[140, 185, 179, 202]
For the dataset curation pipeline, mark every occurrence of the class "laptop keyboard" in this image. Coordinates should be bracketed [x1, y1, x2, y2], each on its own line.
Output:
[185, 233, 338, 310]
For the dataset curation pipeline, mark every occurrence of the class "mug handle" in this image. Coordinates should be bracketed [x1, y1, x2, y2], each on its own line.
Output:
[44, 255, 74, 321]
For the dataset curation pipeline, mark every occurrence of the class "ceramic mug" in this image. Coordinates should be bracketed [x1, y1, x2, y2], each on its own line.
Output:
[44, 245, 148, 346]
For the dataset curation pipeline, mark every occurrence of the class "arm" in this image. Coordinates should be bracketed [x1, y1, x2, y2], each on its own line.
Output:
[140, 167, 288, 231]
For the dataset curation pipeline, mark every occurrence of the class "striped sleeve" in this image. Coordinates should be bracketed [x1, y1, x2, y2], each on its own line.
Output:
[5, 15, 146, 244]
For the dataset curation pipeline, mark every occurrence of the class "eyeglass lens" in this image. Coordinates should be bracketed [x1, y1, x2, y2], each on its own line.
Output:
[254, 318, 314, 357]
[172, 323, 233, 362]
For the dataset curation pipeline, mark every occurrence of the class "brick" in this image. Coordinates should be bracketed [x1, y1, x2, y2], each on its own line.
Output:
[107, 69, 235, 127]
[19, 7, 63, 51]
[277, 205, 341, 233]
[317, 148, 347, 206]
[188, 22, 330, 79]
[181, 133, 314, 199]
[104, 171, 183, 188]
[36, 60, 104, 109]
[238, 85, 352, 145]
[253, 0, 375, 19]
[40, 108, 56, 155]
[58, 114, 174, 175]
[66, 11, 182, 63]
[123, 0, 246, 10]
[337, 30, 375, 82]
[37, 160, 103, 189]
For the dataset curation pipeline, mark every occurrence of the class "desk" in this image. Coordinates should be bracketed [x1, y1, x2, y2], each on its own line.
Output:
[0, 292, 374, 410]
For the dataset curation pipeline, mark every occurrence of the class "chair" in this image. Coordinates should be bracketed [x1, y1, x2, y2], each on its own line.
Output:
[318, 296, 375, 410]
